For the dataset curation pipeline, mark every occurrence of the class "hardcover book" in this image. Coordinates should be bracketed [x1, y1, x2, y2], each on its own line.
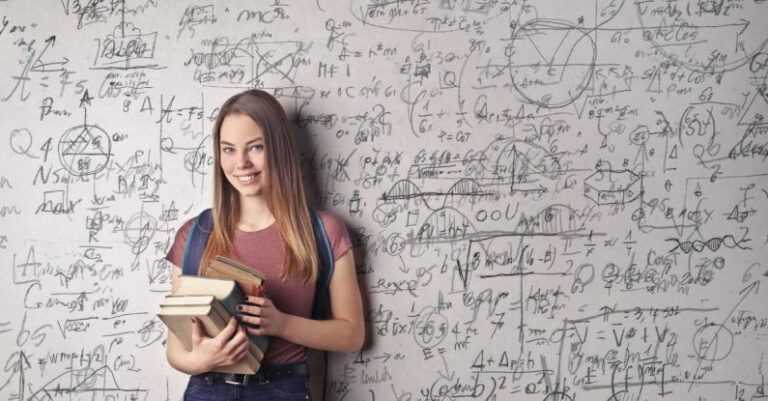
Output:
[205, 255, 267, 298]
[157, 294, 262, 374]
[174, 275, 269, 357]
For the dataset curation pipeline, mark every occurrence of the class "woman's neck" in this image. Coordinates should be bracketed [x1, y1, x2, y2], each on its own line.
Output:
[238, 196, 275, 231]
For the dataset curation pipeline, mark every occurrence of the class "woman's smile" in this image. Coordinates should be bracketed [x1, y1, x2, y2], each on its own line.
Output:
[235, 172, 261, 183]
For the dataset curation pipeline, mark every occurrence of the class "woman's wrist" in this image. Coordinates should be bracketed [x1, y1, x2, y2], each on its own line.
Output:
[276, 312, 296, 340]
[185, 353, 211, 375]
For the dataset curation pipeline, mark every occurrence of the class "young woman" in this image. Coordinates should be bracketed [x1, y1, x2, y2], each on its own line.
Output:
[165, 89, 365, 400]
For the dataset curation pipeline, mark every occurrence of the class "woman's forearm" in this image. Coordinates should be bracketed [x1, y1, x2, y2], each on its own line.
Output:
[166, 332, 209, 375]
[279, 314, 365, 353]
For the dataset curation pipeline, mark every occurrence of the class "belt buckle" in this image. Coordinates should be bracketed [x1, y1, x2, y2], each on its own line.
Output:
[224, 374, 249, 386]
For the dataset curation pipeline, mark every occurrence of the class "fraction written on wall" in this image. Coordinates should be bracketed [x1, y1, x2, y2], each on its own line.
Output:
[0, 1, 767, 400]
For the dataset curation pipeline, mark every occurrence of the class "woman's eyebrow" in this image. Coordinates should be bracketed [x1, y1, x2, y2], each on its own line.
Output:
[219, 138, 263, 146]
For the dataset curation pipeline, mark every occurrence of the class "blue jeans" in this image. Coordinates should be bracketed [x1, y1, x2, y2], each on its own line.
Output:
[184, 363, 311, 401]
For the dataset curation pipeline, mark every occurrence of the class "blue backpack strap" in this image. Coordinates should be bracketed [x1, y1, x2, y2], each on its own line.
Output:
[308, 207, 334, 401]
[310, 208, 334, 320]
[181, 208, 213, 276]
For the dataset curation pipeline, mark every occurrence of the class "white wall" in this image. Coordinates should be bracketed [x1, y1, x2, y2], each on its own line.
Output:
[1, 0, 767, 400]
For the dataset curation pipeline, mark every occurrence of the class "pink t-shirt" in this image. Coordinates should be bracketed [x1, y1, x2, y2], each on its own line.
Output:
[165, 210, 352, 366]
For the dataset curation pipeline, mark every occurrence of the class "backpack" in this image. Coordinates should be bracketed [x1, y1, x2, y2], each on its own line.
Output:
[180, 207, 335, 319]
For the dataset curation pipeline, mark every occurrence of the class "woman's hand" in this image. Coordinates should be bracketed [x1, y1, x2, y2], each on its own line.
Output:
[238, 296, 288, 337]
[189, 316, 250, 372]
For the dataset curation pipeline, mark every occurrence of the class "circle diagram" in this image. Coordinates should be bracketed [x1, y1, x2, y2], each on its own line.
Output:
[58, 124, 112, 177]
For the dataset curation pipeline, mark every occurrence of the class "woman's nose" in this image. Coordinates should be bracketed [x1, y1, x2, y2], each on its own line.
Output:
[236, 151, 253, 168]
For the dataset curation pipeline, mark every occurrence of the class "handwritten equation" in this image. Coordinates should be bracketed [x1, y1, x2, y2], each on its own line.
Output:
[0, 0, 767, 400]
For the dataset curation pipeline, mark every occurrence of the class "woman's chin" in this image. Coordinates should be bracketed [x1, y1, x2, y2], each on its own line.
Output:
[237, 187, 264, 198]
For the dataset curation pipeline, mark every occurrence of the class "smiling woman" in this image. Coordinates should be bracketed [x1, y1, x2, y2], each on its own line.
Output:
[164, 90, 365, 401]
[219, 114, 268, 199]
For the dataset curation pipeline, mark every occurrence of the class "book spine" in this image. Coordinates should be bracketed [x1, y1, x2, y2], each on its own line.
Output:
[212, 257, 267, 281]
[218, 284, 246, 317]
[220, 285, 268, 350]
[208, 302, 263, 364]
[205, 268, 263, 297]
[208, 262, 265, 287]
[248, 330, 269, 355]
[214, 292, 269, 355]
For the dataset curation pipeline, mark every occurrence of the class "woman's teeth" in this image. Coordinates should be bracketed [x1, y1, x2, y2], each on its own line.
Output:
[237, 173, 257, 182]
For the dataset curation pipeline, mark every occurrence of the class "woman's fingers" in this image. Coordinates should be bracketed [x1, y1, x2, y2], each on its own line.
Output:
[245, 296, 266, 305]
[245, 324, 265, 336]
[215, 316, 238, 342]
[238, 304, 262, 316]
[220, 325, 249, 360]
[196, 320, 252, 366]
[238, 298, 267, 327]
[230, 333, 251, 361]
[190, 317, 203, 343]
[236, 295, 285, 336]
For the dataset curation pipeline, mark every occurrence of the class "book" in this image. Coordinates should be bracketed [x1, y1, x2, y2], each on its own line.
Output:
[175, 275, 269, 357]
[160, 294, 216, 307]
[159, 296, 230, 344]
[158, 295, 262, 374]
[160, 296, 237, 336]
[205, 256, 266, 298]
[176, 276, 245, 315]
[160, 295, 265, 364]
[159, 294, 265, 361]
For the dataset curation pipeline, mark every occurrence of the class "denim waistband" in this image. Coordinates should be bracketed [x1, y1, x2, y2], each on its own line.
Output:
[194, 361, 309, 386]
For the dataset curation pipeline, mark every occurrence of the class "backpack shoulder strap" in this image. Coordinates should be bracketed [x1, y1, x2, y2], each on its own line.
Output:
[310, 208, 334, 320]
[181, 208, 213, 276]
[308, 208, 335, 401]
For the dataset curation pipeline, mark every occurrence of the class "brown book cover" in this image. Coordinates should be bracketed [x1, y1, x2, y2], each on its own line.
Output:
[158, 295, 262, 374]
[205, 256, 266, 298]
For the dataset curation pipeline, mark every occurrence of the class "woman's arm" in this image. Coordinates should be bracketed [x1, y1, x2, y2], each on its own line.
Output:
[240, 250, 365, 352]
[165, 264, 252, 374]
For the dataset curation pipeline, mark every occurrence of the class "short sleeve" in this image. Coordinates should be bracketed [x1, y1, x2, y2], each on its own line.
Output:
[318, 210, 352, 261]
[165, 218, 195, 267]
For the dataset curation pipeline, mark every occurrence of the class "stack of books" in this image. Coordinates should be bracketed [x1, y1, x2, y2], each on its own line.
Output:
[158, 256, 267, 374]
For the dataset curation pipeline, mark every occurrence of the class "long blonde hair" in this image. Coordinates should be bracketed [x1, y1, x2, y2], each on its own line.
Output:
[200, 89, 318, 283]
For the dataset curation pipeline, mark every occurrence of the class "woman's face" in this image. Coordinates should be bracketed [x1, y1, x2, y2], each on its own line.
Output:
[219, 114, 268, 198]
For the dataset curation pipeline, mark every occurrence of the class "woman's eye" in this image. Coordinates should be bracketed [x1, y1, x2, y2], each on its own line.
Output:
[221, 147, 233, 153]
[250, 144, 264, 151]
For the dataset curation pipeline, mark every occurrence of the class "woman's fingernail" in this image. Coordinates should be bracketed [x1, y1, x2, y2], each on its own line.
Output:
[236, 305, 243, 311]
